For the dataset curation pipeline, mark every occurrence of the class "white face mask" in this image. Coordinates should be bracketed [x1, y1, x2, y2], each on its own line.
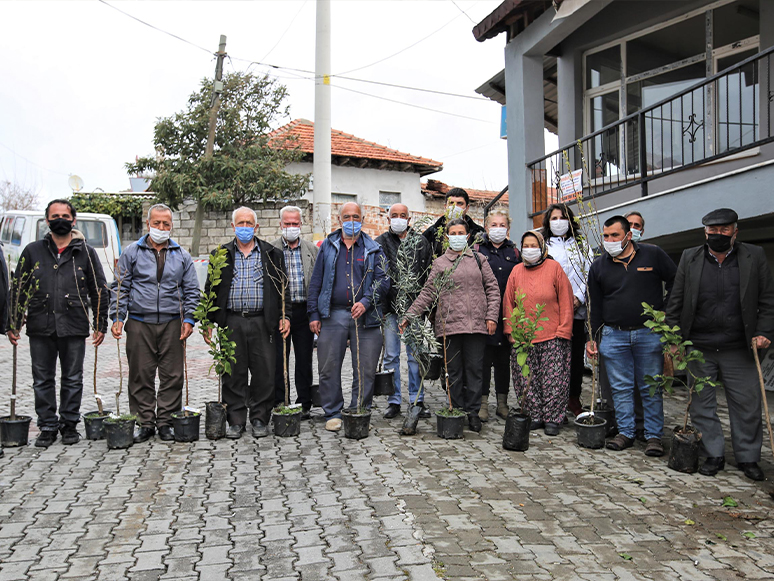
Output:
[630, 228, 642, 242]
[447, 206, 464, 220]
[282, 227, 301, 242]
[603, 238, 629, 257]
[488, 227, 508, 244]
[448, 235, 467, 252]
[521, 248, 542, 263]
[149, 227, 171, 244]
[390, 218, 408, 234]
[550, 219, 570, 237]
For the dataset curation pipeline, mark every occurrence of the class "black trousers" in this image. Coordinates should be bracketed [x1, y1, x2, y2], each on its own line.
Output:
[221, 312, 275, 426]
[569, 318, 587, 400]
[482, 343, 512, 396]
[274, 302, 315, 407]
[445, 334, 486, 414]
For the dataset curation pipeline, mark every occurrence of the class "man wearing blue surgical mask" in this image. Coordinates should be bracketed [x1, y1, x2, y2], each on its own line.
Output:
[307, 202, 390, 432]
[202, 206, 291, 440]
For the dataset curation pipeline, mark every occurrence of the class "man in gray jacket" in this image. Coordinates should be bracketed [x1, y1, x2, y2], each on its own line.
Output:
[272, 206, 319, 418]
[110, 204, 200, 443]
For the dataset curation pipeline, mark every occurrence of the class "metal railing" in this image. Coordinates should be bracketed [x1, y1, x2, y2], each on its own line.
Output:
[527, 45, 774, 216]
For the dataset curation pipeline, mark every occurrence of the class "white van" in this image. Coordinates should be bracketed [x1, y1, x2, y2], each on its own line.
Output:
[0, 210, 121, 284]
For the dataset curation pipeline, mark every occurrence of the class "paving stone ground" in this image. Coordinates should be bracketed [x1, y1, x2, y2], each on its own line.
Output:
[1, 333, 774, 580]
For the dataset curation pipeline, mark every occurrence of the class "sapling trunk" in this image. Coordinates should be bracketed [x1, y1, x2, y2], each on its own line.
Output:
[178, 288, 189, 417]
[442, 322, 452, 412]
[354, 317, 364, 412]
[11, 345, 17, 421]
[94, 347, 103, 415]
[116, 338, 122, 416]
[377, 328, 386, 373]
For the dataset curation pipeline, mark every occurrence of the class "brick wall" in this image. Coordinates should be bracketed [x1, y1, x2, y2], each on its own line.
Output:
[330, 203, 441, 239]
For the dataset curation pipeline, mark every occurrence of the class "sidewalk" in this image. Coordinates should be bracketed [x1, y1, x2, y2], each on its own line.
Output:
[1, 333, 773, 580]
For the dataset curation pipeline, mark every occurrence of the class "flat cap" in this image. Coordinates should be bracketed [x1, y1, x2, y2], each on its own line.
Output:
[702, 208, 738, 226]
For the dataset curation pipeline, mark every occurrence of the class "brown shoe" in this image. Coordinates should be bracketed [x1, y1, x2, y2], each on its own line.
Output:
[567, 397, 583, 417]
[645, 438, 664, 457]
[606, 433, 634, 451]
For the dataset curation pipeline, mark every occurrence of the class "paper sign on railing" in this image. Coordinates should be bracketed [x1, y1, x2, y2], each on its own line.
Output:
[560, 169, 583, 202]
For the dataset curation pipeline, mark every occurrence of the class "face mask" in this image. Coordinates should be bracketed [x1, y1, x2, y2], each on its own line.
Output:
[282, 227, 301, 242]
[447, 206, 464, 220]
[235, 227, 255, 244]
[707, 233, 733, 253]
[48, 218, 73, 236]
[549, 219, 569, 237]
[521, 248, 542, 263]
[342, 221, 362, 237]
[488, 227, 507, 244]
[603, 238, 629, 257]
[448, 235, 468, 252]
[390, 218, 408, 234]
[630, 228, 643, 242]
[149, 227, 171, 244]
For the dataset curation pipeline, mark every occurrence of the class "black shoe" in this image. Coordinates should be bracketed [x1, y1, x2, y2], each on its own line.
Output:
[225, 424, 245, 439]
[383, 404, 401, 419]
[699, 456, 725, 477]
[544, 422, 560, 436]
[60, 425, 81, 445]
[300, 405, 312, 420]
[251, 419, 269, 438]
[529, 420, 544, 431]
[737, 462, 765, 481]
[133, 427, 155, 443]
[468, 415, 482, 433]
[635, 428, 647, 443]
[35, 430, 58, 448]
[158, 426, 174, 441]
[417, 402, 431, 419]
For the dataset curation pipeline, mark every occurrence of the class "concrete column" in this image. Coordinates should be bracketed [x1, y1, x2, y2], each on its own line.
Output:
[313, 0, 332, 242]
[557, 48, 583, 148]
[505, 43, 545, 234]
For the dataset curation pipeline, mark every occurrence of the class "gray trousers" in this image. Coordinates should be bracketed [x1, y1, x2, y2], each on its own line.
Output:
[221, 312, 275, 426]
[688, 347, 762, 463]
[125, 318, 184, 428]
[317, 307, 382, 419]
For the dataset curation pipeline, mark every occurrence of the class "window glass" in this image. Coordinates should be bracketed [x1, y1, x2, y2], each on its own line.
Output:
[0, 217, 12, 242]
[713, 0, 759, 48]
[589, 92, 621, 177]
[378, 191, 400, 210]
[626, 62, 706, 112]
[626, 15, 705, 78]
[11, 217, 25, 246]
[586, 46, 621, 89]
[717, 48, 759, 151]
[332, 193, 357, 204]
[37, 218, 108, 248]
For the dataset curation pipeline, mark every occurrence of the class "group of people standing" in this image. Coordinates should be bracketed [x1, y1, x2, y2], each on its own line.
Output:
[2, 192, 773, 483]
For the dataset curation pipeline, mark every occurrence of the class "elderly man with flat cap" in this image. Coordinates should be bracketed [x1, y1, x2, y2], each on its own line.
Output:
[666, 208, 774, 481]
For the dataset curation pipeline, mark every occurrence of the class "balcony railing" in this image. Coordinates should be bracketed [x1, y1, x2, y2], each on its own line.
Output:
[527, 45, 774, 216]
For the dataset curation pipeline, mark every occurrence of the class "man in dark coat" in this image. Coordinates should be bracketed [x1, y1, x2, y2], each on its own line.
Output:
[666, 208, 774, 481]
[8, 199, 107, 447]
[422, 188, 485, 258]
[0, 243, 7, 457]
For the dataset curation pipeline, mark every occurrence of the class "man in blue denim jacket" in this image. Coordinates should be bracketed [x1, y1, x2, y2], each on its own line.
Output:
[110, 204, 200, 443]
[307, 202, 389, 432]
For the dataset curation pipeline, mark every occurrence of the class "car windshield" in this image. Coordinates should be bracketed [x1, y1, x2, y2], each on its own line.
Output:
[37, 218, 108, 248]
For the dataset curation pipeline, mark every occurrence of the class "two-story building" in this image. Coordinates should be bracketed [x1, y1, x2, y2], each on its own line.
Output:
[474, 0, 773, 264]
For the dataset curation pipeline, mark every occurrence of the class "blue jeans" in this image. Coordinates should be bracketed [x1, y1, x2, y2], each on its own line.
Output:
[599, 326, 664, 440]
[383, 314, 422, 405]
[317, 308, 382, 419]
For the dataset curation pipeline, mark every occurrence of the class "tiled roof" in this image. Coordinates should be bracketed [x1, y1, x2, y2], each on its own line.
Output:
[421, 179, 509, 204]
[269, 119, 443, 176]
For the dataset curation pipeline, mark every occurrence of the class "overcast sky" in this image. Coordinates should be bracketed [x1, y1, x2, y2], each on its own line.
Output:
[0, 0, 554, 207]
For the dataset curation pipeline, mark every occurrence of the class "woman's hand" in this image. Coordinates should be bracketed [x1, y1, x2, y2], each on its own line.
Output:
[486, 320, 497, 335]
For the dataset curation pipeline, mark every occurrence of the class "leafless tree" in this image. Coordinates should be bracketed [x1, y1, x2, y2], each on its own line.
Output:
[0, 180, 39, 212]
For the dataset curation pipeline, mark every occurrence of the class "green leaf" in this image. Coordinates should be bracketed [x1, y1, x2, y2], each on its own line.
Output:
[685, 519, 695, 525]
[716, 533, 727, 541]
[521, 364, 530, 378]
[619, 553, 632, 561]
[721, 496, 738, 508]
[743, 532, 756, 539]
[516, 352, 528, 367]
[638, 497, 647, 504]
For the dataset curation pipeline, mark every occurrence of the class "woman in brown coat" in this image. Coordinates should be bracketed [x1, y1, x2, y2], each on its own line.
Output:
[402, 219, 500, 432]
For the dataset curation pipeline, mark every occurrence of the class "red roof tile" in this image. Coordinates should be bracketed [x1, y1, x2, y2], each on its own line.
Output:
[269, 119, 443, 176]
[421, 179, 509, 204]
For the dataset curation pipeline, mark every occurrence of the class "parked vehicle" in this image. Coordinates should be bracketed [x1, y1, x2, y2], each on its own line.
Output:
[0, 210, 121, 283]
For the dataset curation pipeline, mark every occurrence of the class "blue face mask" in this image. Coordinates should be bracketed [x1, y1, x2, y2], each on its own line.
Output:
[342, 221, 362, 237]
[235, 226, 255, 243]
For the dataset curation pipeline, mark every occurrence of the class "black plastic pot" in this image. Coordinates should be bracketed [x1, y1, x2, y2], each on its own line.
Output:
[83, 411, 112, 441]
[171, 412, 201, 442]
[584, 401, 617, 437]
[373, 370, 395, 396]
[0, 415, 32, 447]
[502, 411, 530, 451]
[205, 402, 227, 440]
[311, 384, 322, 408]
[425, 355, 443, 381]
[436, 411, 465, 440]
[342, 409, 371, 440]
[668, 426, 701, 473]
[104, 418, 135, 450]
[400, 405, 422, 435]
[575, 416, 607, 449]
[273, 409, 302, 437]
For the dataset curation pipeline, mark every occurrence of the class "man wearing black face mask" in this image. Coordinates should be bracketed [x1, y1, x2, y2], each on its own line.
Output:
[7, 199, 107, 447]
[666, 208, 774, 481]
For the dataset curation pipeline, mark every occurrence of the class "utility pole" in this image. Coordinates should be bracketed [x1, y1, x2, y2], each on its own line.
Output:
[313, 0, 331, 243]
[191, 34, 227, 257]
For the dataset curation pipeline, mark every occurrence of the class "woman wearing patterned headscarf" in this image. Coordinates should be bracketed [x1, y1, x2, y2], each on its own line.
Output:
[503, 230, 574, 436]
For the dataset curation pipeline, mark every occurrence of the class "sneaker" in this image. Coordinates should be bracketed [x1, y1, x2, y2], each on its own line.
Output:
[60, 425, 81, 445]
[325, 418, 342, 432]
[35, 430, 58, 448]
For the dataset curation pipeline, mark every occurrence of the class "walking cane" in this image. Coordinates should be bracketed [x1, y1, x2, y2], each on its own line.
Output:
[752, 339, 774, 458]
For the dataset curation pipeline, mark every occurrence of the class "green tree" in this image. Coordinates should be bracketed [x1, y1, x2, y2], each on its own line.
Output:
[125, 72, 309, 212]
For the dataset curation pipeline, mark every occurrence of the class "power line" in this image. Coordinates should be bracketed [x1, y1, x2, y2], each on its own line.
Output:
[0, 141, 69, 176]
[259, 1, 309, 63]
[450, 0, 477, 24]
[334, 75, 489, 101]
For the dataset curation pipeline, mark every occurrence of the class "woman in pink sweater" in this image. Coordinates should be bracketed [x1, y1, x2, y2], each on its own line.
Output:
[503, 230, 574, 436]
